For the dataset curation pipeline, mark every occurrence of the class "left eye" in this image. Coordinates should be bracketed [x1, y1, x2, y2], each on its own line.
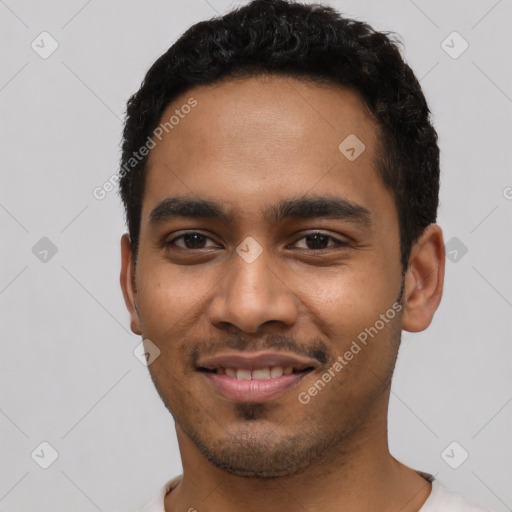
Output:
[291, 233, 346, 250]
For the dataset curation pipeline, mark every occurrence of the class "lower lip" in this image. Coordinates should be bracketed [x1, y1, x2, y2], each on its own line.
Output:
[200, 371, 311, 402]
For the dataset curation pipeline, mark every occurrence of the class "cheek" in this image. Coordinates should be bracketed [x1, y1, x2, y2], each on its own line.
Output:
[135, 260, 213, 340]
[292, 262, 397, 335]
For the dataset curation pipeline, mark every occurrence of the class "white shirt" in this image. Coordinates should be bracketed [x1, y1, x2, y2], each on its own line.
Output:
[139, 474, 490, 512]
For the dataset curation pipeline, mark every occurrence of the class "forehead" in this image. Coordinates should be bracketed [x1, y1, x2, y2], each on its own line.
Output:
[151, 74, 377, 162]
[142, 75, 390, 226]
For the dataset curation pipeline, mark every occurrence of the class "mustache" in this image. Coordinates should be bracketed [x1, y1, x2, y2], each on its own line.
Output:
[188, 333, 330, 367]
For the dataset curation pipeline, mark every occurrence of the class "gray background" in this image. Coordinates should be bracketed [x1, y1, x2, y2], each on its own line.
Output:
[1, 0, 511, 510]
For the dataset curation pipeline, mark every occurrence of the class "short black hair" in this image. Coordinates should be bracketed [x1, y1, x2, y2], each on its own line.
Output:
[119, 0, 440, 271]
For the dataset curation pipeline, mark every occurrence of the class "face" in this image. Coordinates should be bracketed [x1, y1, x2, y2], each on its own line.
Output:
[121, 75, 422, 477]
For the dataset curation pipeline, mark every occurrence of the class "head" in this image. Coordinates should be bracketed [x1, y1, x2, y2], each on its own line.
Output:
[120, 0, 440, 271]
[119, 0, 444, 477]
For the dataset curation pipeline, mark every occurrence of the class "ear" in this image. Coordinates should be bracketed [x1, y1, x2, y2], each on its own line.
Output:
[120, 234, 142, 335]
[402, 224, 445, 333]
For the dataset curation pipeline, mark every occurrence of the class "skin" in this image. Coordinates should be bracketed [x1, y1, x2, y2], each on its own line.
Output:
[120, 75, 445, 512]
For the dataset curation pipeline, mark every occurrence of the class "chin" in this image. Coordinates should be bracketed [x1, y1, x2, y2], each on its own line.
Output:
[185, 421, 335, 478]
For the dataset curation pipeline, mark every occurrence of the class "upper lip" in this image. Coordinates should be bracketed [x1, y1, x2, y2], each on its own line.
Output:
[197, 351, 319, 372]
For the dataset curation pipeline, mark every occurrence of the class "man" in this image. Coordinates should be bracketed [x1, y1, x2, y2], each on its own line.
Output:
[118, 1, 489, 510]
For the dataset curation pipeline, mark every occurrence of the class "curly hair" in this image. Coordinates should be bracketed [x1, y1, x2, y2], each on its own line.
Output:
[119, 0, 440, 271]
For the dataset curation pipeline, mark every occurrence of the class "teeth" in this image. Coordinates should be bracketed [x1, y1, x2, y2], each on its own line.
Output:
[236, 369, 252, 381]
[252, 368, 270, 380]
[220, 366, 296, 380]
[270, 366, 284, 378]
[225, 368, 237, 378]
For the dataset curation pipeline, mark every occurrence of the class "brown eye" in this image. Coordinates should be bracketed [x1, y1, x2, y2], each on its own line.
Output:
[165, 232, 218, 250]
[293, 232, 348, 250]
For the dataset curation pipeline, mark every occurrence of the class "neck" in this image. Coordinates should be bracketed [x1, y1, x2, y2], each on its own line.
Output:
[165, 394, 432, 512]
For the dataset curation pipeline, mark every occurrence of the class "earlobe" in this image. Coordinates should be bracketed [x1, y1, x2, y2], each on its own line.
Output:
[120, 234, 142, 335]
[401, 224, 445, 333]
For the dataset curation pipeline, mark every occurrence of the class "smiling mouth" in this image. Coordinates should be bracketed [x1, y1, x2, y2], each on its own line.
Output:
[200, 365, 314, 380]
[196, 350, 319, 402]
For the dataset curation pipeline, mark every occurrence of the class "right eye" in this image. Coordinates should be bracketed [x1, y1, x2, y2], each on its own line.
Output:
[163, 231, 220, 250]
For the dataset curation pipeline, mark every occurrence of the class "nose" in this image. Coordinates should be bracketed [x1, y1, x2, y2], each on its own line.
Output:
[208, 248, 298, 334]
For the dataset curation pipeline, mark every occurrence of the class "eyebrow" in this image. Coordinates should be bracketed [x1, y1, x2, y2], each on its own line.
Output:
[149, 195, 373, 228]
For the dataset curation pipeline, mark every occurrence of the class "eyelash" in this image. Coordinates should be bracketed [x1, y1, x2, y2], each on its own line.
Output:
[163, 231, 349, 251]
